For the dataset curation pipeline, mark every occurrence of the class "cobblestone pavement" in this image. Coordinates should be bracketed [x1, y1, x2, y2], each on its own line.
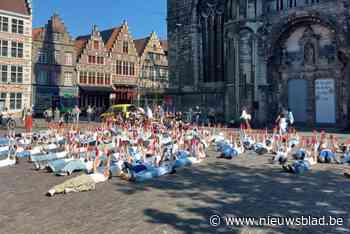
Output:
[1, 146, 350, 234]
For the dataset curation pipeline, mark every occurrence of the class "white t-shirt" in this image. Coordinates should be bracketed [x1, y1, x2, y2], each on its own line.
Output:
[279, 118, 287, 130]
[241, 110, 251, 120]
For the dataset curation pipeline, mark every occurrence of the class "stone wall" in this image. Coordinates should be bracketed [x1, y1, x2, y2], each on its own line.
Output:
[168, 0, 350, 126]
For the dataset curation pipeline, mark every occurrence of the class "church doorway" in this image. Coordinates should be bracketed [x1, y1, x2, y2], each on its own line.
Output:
[288, 79, 308, 123]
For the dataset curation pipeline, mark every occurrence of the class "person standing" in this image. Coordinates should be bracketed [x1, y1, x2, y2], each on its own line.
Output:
[287, 108, 295, 129]
[87, 105, 94, 123]
[146, 105, 153, 120]
[240, 107, 251, 130]
[279, 113, 288, 135]
[21, 105, 27, 125]
[194, 106, 201, 125]
[54, 107, 60, 123]
[24, 108, 33, 133]
[72, 105, 81, 125]
[44, 107, 53, 123]
[159, 105, 165, 124]
[208, 107, 215, 125]
[188, 108, 193, 124]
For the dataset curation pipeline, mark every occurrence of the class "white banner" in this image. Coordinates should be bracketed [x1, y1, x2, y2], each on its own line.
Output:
[315, 79, 336, 124]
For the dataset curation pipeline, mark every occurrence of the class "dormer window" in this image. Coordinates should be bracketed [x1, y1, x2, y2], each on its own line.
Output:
[123, 41, 128, 54]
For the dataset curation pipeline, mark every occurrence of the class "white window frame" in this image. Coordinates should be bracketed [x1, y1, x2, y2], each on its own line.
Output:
[54, 51, 60, 64]
[38, 50, 48, 63]
[10, 66, 23, 83]
[0, 16, 9, 32]
[11, 19, 24, 34]
[0, 40, 8, 57]
[64, 72, 73, 86]
[9, 92, 22, 110]
[0, 65, 8, 83]
[65, 52, 73, 65]
[11, 41, 23, 58]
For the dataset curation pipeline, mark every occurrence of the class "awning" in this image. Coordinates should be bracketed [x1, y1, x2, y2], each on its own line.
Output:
[79, 86, 114, 93]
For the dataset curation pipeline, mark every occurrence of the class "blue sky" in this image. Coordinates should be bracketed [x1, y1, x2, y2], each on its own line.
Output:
[32, 0, 167, 39]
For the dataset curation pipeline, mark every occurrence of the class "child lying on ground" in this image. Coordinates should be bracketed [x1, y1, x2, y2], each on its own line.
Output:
[283, 139, 317, 174]
[217, 137, 244, 159]
[46, 149, 111, 196]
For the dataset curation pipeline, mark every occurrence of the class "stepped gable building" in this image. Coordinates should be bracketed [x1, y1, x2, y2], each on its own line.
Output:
[75, 25, 113, 110]
[100, 21, 140, 105]
[32, 14, 77, 114]
[168, 0, 350, 126]
[134, 32, 169, 106]
[0, 0, 32, 116]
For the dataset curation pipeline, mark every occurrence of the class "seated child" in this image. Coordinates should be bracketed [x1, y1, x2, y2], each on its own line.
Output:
[318, 135, 337, 163]
[271, 142, 289, 165]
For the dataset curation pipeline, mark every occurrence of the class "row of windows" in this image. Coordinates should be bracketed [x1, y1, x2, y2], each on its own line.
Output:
[115, 60, 135, 76]
[0, 92, 22, 110]
[37, 50, 73, 65]
[79, 71, 111, 85]
[146, 52, 165, 62]
[276, 0, 320, 11]
[36, 71, 74, 86]
[141, 66, 168, 80]
[88, 55, 104, 64]
[0, 16, 24, 34]
[0, 65, 23, 83]
[0, 40, 23, 58]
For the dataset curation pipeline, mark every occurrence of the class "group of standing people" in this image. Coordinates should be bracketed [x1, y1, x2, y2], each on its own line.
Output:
[239, 106, 294, 134]
[44, 105, 82, 125]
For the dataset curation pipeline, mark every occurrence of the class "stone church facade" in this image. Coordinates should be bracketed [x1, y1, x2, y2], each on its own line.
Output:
[167, 0, 350, 126]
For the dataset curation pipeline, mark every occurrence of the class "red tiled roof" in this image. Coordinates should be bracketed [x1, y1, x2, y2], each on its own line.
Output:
[0, 0, 30, 15]
[32, 27, 44, 41]
[134, 37, 150, 56]
[100, 27, 122, 50]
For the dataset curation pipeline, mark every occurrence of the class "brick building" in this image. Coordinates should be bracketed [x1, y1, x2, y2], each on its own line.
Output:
[134, 32, 169, 106]
[75, 25, 113, 111]
[168, 0, 350, 126]
[100, 21, 139, 105]
[32, 14, 77, 114]
[0, 0, 32, 116]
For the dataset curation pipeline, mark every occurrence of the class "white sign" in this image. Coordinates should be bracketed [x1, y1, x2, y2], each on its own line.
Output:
[315, 79, 336, 124]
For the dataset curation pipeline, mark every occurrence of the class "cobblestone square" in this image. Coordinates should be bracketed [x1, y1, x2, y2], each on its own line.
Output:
[1, 145, 350, 234]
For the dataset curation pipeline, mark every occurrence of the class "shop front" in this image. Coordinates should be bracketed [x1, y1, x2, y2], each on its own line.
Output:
[111, 86, 138, 105]
[79, 86, 113, 112]
[34, 86, 78, 115]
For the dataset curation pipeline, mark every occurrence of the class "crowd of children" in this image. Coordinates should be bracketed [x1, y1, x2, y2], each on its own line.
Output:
[1, 109, 350, 197]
